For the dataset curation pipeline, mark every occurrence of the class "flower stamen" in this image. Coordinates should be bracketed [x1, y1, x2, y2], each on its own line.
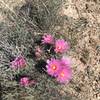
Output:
[60, 72, 65, 77]
[52, 64, 57, 70]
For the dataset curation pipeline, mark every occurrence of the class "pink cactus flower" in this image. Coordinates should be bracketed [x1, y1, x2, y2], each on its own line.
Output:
[54, 39, 70, 53]
[56, 57, 72, 84]
[61, 56, 71, 67]
[42, 34, 54, 44]
[56, 67, 72, 84]
[19, 77, 36, 87]
[20, 77, 30, 86]
[11, 56, 26, 69]
[46, 58, 61, 77]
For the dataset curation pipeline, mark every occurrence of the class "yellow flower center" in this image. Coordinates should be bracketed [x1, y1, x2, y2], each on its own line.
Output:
[60, 72, 65, 77]
[52, 64, 57, 70]
[57, 46, 62, 50]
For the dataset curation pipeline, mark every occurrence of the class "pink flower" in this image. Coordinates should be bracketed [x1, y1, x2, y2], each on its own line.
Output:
[56, 57, 72, 84]
[42, 34, 54, 44]
[56, 67, 72, 84]
[19, 77, 36, 87]
[46, 58, 61, 77]
[20, 77, 30, 86]
[61, 56, 71, 67]
[54, 39, 70, 53]
[11, 56, 26, 69]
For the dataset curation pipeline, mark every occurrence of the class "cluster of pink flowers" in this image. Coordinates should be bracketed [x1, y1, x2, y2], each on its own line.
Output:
[42, 34, 70, 53]
[10, 33, 72, 86]
[41, 34, 72, 84]
[10, 56, 36, 87]
[46, 57, 72, 84]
